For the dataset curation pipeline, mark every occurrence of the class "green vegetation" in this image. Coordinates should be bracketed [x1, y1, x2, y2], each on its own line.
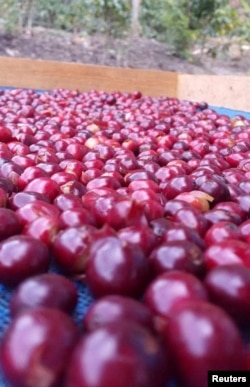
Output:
[0, 0, 248, 58]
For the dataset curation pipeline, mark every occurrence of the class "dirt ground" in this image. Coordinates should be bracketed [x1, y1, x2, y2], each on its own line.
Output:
[0, 27, 249, 75]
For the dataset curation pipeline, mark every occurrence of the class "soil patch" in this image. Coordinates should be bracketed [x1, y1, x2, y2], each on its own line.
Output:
[0, 28, 249, 75]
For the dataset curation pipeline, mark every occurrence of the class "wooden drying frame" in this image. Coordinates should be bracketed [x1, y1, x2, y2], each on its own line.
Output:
[0, 56, 249, 111]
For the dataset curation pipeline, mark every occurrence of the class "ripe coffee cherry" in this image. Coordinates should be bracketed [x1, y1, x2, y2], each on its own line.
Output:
[1, 307, 79, 387]
[204, 264, 250, 327]
[24, 177, 61, 201]
[66, 321, 170, 387]
[9, 191, 50, 210]
[86, 236, 150, 298]
[0, 235, 50, 286]
[197, 179, 230, 205]
[162, 223, 206, 250]
[17, 166, 48, 190]
[174, 207, 210, 237]
[204, 220, 242, 245]
[239, 219, 250, 243]
[163, 300, 246, 387]
[10, 273, 78, 317]
[0, 125, 13, 142]
[59, 207, 97, 228]
[16, 200, 61, 226]
[163, 175, 195, 200]
[117, 224, 158, 255]
[144, 271, 208, 320]
[23, 215, 62, 245]
[0, 208, 22, 241]
[83, 295, 154, 333]
[52, 225, 97, 275]
[204, 240, 250, 270]
[149, 240, 205, 278]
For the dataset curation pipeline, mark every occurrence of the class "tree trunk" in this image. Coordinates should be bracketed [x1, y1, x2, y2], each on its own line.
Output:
[131, 0, 141, 37]
[25, 0, 35, 35]
[18, 0, 35, 35]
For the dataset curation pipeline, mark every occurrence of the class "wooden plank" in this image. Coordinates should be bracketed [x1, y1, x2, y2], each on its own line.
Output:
[0, 56, 249, 111]
[178, 74, 250, 111]
[0, 56, 178, 97]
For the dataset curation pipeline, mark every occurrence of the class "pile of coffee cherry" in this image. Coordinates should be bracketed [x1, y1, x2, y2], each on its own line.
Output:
[0, 87, 250, 387]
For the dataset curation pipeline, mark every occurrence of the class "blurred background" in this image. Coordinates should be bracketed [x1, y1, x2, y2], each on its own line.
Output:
[0, 0, 249, 74]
